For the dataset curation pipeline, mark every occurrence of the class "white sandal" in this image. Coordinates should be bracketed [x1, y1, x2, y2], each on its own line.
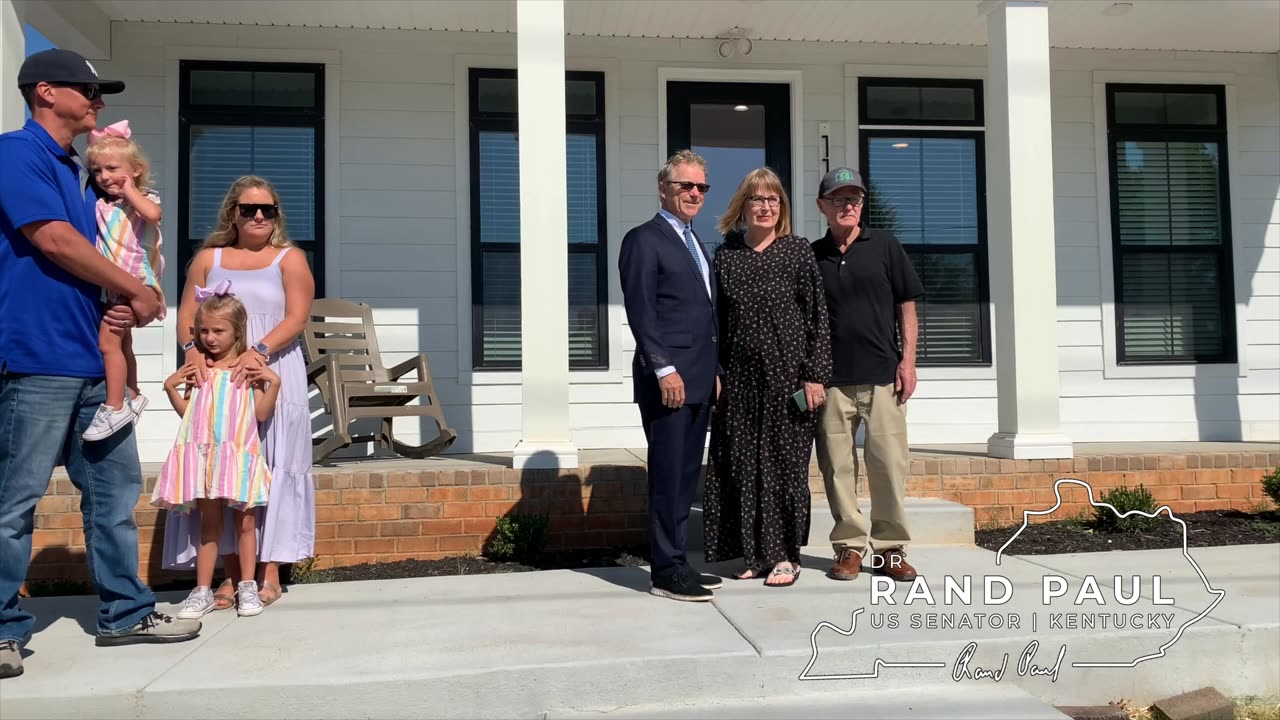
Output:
[765, 563, 800, 587]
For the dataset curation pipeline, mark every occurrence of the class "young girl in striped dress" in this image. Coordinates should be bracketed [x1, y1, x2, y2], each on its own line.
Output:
[153, 285, 279, 618]
[82, 120, 165, 441]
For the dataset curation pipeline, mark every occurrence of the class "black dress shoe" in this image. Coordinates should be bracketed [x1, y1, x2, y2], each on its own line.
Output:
[650, 569, 714, 602]
[692, 571, 723, 589]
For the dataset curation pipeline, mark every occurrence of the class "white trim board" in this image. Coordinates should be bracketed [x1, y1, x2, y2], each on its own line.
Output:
[1089, 69, 1249, 380]
[655, 67, 806, 238]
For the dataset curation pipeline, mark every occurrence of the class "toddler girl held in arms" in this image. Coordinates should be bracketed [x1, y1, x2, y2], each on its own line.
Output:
[83, 120, 165, 441]
[152, 285, 278, 618]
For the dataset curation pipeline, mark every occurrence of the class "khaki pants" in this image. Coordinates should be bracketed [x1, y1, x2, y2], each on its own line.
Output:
[814, 383, 910, 555]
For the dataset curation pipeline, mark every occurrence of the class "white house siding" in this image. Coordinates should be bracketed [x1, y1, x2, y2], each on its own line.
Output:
[78, 21, 1278, 463]
[1048, 50, 1280, 443]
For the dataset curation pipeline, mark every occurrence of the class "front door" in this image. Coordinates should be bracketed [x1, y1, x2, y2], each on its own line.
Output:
[666, 81, 791, 254]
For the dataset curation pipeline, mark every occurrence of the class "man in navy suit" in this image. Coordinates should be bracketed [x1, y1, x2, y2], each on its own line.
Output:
[619, 149, 724, 602]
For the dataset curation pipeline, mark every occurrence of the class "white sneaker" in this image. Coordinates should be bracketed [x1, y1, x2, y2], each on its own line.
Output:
[82, 403, 136, 441]
[236, 581, 264, 617]
[129, 393, 149, 424]
[176, 586, 215, 620]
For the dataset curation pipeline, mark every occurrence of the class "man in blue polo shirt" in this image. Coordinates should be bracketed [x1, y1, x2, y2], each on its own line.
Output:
[0, 49, 200, 679]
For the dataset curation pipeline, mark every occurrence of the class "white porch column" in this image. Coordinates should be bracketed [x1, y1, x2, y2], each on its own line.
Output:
[983, 0, 1073, 459]
[0, 0, 25, 133]
[512, 0, 578, 470]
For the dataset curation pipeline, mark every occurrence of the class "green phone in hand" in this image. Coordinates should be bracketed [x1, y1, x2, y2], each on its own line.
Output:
[792, 388, 807, 412]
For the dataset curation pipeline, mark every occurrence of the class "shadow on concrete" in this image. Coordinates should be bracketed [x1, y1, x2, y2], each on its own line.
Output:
[25, 548, 97, 638]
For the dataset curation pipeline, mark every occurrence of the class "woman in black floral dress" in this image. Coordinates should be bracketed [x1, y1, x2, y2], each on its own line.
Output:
[703, 167, 832, 587]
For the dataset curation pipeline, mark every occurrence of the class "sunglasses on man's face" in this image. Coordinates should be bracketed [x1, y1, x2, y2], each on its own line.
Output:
[666, 180, 711, 194]
[237, 203, 279, 220]
[51, 83, 102, 102]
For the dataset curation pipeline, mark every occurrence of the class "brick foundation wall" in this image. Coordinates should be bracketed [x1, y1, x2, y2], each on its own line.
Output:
[881, 452, 1278, 526]
[25, 451, 1279, 587]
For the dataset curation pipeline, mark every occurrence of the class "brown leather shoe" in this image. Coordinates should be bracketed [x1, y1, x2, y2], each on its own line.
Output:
[828, 548, 863, 580]
[875, 548, 918, 582]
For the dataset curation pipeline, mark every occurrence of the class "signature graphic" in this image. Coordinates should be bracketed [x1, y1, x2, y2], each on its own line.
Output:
[799, 477, 1227, 681]
[799, 608, 945, 680]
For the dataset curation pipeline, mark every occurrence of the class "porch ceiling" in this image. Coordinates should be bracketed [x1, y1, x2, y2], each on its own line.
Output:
[92, 0, 1280, 53]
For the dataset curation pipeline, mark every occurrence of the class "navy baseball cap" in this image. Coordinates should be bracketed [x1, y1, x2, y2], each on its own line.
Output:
[18, 48, 125, 94]
[818, 167, 866, 197]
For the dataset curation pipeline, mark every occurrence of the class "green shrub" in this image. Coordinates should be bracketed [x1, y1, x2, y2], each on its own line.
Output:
[287, 556, 319, 584]
[1262, 467, 1280, 509]
[485, 512, 550, 564]
[1094, 484, 1159, 534]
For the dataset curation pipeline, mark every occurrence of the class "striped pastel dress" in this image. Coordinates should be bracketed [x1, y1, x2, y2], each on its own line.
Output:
[95, 192, 164, 308]
[152, 367, 272, 513]
[162, 247, 314, 570]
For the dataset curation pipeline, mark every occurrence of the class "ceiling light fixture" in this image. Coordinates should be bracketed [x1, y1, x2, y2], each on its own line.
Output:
[717, 27, 753, 59]
[1103, 2, 1134, 16]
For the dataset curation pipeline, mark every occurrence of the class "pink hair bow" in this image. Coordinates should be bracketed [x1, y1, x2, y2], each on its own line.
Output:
[194, 279, 232, 302]
[88, 119, 131, 146]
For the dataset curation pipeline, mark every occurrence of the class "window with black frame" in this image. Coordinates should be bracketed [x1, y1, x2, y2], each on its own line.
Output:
[858, 78, 990, 365]
[179, 61, 325, 296]
[468, 68, 608, 370]
[1106, 84, 1235, 364]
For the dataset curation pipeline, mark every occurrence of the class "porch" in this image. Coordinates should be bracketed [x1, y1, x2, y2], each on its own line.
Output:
[5, 0, 1277, 473]
[26, 441, 1279, 587]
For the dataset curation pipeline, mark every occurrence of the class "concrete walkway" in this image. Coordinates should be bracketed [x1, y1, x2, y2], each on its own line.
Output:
[1, 543, 1276, 719]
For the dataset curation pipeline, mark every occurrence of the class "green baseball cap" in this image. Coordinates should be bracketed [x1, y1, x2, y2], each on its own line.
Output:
[819, 167, 866, 197]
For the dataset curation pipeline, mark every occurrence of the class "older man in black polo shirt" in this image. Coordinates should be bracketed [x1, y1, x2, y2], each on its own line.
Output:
[811, 167, 924, 583]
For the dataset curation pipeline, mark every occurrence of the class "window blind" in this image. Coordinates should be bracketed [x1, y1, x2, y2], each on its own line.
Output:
[188, 125, 316, 241]
[1118, 252, 1225, 360]
[866, 135, 985, 364]
[1115, 141, 1222, 247]
[1114, 139, 1227, 361]
[476, 251, 602, 366]
[474, 130, 603, 366]
[905, 250, 984, 363]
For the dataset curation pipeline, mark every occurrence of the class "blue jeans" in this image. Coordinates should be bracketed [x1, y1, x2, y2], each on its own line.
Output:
[0, 374, 155, 643]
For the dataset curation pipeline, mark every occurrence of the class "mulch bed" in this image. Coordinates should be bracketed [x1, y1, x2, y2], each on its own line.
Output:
[976, 508, 1280, 555]
[287, 545, 650, 584]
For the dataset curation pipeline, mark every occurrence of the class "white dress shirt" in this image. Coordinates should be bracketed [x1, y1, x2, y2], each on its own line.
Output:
[654, 209, 712, 379]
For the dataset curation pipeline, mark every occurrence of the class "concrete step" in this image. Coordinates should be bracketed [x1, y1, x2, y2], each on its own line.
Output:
[807, 496, 976, 547]
[548, 683, 1070, 719]
[689, 497, 975, 552]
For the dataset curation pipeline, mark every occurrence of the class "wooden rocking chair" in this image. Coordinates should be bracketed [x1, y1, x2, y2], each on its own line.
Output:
[302, 298, 457, 463]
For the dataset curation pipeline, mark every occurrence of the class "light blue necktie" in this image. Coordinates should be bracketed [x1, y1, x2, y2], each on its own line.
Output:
[683, 225, 704, 277]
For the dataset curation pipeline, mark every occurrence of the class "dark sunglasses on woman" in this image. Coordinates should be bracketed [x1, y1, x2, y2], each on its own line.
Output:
[237, 203, 279, 220]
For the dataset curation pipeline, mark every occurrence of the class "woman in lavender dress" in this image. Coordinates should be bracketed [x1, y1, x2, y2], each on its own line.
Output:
[163, 175, 315, 609]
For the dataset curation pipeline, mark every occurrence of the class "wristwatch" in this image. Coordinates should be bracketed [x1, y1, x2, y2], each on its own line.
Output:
[253, 342, 270, 358]
[180, 340, 196, 352]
